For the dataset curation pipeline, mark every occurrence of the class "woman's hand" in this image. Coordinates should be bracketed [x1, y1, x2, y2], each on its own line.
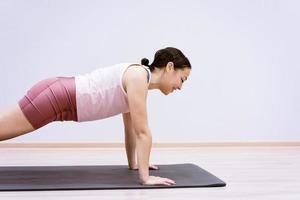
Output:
[129, 164, 160, 170]
[141, 175, 176, 186]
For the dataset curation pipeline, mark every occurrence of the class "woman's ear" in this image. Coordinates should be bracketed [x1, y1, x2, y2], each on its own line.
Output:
[166, 62, 174, 72]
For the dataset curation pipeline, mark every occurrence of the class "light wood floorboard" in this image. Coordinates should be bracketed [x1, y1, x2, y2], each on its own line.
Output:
[0, 147, 299, 199]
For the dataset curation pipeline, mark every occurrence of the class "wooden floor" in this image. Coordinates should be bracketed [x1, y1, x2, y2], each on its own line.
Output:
[0, 146, 299, 199]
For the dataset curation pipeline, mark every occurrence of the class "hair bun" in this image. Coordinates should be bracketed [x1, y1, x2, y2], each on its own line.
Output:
[141, 58, 150, 66]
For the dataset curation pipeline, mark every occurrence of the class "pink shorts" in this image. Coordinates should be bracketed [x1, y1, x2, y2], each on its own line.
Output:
[18, 77, 78, 130]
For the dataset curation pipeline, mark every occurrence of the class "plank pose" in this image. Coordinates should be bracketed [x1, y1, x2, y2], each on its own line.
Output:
[0, 47, 191, 186]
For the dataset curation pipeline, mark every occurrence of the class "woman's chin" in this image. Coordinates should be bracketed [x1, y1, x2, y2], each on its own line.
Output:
[162, 90, 172, 95]
[160, 88, 173, 95]
[160, 90, 168, 95]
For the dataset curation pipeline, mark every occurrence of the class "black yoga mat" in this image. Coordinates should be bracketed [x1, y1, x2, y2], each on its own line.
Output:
[0, 163, 226, 191]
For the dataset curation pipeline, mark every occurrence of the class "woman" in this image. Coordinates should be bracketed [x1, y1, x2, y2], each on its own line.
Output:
[0, 47, 191, 186]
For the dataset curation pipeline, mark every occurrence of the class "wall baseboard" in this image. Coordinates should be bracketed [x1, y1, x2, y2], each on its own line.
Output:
[0, 141, 300, 148]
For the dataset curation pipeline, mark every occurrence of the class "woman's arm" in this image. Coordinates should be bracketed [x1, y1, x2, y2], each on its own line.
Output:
[122, 112, 137, 169]
[125, 67, 152, 182]
[125, 66, 175, 186]
[123, 112, 160, 170]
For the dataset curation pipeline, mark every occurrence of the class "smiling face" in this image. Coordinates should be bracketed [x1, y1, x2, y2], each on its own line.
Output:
[159, 62, 191, 95]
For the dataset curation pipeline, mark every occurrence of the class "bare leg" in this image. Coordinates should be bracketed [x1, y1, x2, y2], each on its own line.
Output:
[0, 104, 35, 141]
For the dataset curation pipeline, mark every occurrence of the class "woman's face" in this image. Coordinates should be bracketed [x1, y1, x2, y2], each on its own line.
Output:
[160, 62, 191, 95]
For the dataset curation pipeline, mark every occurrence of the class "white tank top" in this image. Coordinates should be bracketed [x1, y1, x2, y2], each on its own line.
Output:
[75, 63, 151, 122]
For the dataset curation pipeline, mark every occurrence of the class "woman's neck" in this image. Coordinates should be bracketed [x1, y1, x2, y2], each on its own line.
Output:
[148, 68, 163, 90]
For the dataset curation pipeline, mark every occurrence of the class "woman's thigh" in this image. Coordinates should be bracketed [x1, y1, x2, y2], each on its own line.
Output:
[0, 76, 77, 141]
[0, 104, 35, 141]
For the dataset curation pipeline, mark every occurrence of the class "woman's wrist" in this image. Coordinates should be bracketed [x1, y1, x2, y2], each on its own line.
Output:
[128, 163, 138, 170]
[139, 175, 149, 183]
[138, 166, 150, 182]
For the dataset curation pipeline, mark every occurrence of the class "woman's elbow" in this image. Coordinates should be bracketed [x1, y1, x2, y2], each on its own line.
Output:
[134, 126, 150, 136]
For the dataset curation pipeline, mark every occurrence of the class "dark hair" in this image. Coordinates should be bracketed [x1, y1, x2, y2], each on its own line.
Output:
[141, 47, 191, 72]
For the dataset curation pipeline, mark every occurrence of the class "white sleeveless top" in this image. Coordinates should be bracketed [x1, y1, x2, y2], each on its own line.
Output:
[75, 63, 151, 122]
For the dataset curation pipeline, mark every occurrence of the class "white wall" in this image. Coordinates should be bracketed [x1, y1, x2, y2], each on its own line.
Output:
[0, 0, 299, 142]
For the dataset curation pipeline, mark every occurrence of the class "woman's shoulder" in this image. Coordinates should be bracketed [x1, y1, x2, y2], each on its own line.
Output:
[125, 64, 149, 80]
[122, 63, 150, 93]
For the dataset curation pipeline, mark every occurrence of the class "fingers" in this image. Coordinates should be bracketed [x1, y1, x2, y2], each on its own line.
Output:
[131, 167, 156, 170]
[149, 165, 160, 170]
[130, 165, 159, 170]
[164, 178, 176, 185]
[141, 176, 176, 186]
[160, 177, 176, 186]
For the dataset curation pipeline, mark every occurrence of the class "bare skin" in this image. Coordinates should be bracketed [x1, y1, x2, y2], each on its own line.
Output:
[0, 104, 35, 141]
[122, 62, 190, 186]
[0, 62, 191, 186]
[123, 62, 191, 95]
[0, 62, 191, 141]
